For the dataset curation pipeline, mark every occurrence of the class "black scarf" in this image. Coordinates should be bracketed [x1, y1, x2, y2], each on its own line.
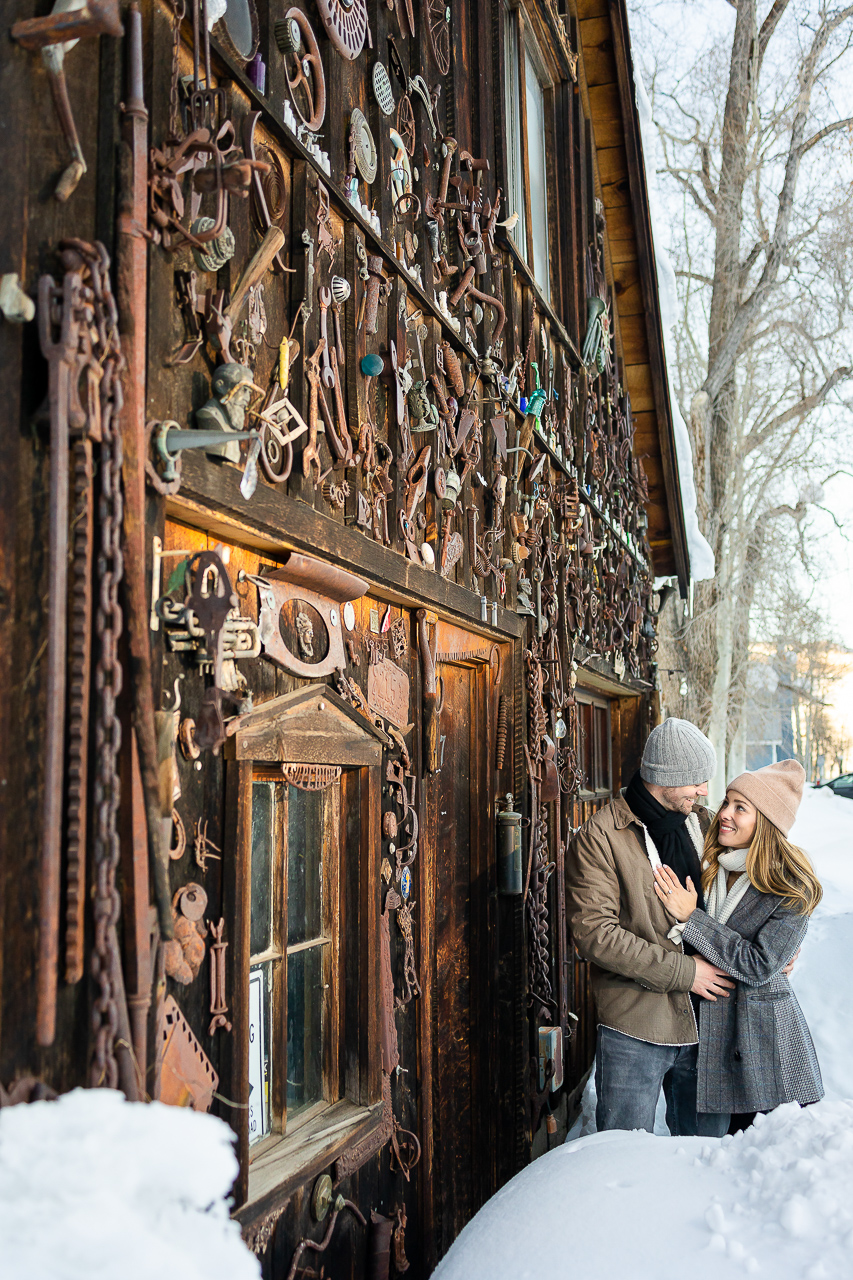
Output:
[624, 771, 705, 911]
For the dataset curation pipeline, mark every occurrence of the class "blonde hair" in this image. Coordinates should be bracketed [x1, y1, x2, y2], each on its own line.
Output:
[702, 808, 822, 916]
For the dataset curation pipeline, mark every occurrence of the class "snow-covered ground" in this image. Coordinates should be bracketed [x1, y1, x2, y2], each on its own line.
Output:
[436, 785, 853, 1280]
[0, 1088, 260, 1280]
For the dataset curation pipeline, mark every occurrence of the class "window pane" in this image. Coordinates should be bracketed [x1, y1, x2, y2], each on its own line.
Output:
[503, 13, 528, 261]
[525, 50, 550, 299]
[250, 782, 275, 956]
[287, 785, 323, 947]
[248, 963, 272, 1144]
[287, 945, 325, 1118]
[595, 707, 610, 791]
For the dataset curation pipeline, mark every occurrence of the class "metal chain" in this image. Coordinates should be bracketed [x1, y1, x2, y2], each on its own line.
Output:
[59, 240, 126, 1089]
[169, 0, 186, 139]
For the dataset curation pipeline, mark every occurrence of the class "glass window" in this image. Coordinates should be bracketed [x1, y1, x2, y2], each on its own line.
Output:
[502, 9, 551, 300]
[576, 694, 611, 794]
[503, 13, 528, 262]
[524, 50, 550, 300]
[249, 779, 336, 1144]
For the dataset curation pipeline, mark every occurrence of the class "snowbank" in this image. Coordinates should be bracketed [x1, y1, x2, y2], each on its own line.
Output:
[0, 1088, 260, 1280]
[789, 785, 853, 1103]
[632, 62, 716, 582]
[435, 1101, 853, 1280]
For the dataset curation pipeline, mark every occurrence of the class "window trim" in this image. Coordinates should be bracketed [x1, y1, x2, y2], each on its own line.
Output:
[222, 685, 389, 1217]
[575, 688, 613, 799]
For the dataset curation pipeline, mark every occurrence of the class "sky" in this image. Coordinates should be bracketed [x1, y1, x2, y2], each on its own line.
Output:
[628, 0, 853, 756]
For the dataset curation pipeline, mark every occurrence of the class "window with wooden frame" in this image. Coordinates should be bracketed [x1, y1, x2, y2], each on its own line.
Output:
[502, 3, 553, 300]
[248, 776, 340, 1145]
[224, 686, 387, 1216]
[576, 690, 612, 797]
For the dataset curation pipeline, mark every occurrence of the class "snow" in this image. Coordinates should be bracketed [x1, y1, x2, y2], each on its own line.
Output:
[0, 1088, 260, 1280]
[632, 61, 716, 583]
[435, 784, 853, 1280]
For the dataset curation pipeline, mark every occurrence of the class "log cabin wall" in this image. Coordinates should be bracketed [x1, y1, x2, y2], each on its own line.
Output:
[0, 0, 688, 1274]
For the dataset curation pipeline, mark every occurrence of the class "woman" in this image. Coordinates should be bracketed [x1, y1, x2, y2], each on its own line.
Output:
[652, 759, 823, 1130]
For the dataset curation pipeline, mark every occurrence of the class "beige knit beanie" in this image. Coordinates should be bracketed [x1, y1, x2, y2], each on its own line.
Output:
[726, 759, 806, 836]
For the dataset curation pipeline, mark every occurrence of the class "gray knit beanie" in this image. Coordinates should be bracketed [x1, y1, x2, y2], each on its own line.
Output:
[640, 718, 717, 787]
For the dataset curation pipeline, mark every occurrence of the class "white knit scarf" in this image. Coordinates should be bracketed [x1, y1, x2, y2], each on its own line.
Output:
[705, 848, 751, 924]
[667, 848, 750, 943]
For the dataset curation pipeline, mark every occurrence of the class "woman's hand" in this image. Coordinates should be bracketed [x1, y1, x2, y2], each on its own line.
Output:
[653, 865, 698, 922]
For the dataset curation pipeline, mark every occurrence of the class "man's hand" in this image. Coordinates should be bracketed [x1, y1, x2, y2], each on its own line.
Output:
[691, 956, 735, 1001]
[783, 948, 800, 976]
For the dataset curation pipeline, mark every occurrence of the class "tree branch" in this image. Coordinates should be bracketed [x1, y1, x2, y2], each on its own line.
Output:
[743, 366, 852, 455]
[799, 116, 853, 156]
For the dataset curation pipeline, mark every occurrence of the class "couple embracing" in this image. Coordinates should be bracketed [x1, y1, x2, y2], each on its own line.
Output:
[566, 718, 823, 1136]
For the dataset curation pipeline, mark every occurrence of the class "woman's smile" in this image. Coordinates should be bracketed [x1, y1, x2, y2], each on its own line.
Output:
[717, 788, 758, 848]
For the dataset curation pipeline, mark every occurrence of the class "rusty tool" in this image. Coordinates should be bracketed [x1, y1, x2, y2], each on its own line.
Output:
[416, 610, 440, 772]
[12, 0, 123, 201]
[208, 918, 232, 1035]
[117, 5, 173, 956]
[225, 225, 285, 324]
[303, 338, 327, 484]
[329, 348, 354, 460]
[355, 237, 370, 331]
[318, 285, 335, 388]
[36, 266, 86, 1044]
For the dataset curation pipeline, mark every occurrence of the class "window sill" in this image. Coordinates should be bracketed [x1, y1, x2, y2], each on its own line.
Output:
[235, 1097, 384, 1226]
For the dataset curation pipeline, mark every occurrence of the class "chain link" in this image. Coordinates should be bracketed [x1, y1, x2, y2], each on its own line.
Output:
[58, 240, 126, 1089]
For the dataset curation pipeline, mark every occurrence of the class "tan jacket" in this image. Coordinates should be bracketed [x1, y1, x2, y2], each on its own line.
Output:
[565, 796, 711, 1046]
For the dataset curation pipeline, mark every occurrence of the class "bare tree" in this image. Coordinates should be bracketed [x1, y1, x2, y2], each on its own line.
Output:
[632, 0, 853, 797]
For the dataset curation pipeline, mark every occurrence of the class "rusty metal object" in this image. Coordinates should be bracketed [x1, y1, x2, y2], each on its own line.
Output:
[313, 0, 366, 63]
[281, 763, 342, 790]
[35, 268, 75, 1045]
[285, 1198, 367, 1280]
[169, 808, 186, 860]
[255, 554, 367, 678]
[12, 0, 123, 200]
[65, 435, 93, 985]
[496, 694, 509, 771]
[12, 0, 121, 48]
[193, 818, 221, 872]
[277, 8, 326, 131]
[427, 0, 450, 74]
[364, 255, 389, 336]
[368, 1211, 394, 1280]
[208, 917, 231, 1034]
[303, 338, 326, 484]
[159, 994, 218, 1111]
[368, 658, 410, 728]
[0, 1078, 58, 1107]
[416, 610, 439, 773]
[117, 11, 172, 949]
[164, 884, 208, 984]
[393, 1208, 410, 1273]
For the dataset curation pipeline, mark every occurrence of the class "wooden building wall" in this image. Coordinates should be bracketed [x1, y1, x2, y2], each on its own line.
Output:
[0, 0, 680, 1274]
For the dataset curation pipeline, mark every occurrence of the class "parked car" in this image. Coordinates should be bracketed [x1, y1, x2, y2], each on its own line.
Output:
[819, 774, 853, 800]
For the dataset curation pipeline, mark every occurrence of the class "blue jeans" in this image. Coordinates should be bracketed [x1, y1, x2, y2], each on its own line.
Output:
[595, 1025, 730, 1137]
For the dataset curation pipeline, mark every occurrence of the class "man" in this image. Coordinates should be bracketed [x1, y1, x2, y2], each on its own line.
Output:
[565, 717, 733, 1137]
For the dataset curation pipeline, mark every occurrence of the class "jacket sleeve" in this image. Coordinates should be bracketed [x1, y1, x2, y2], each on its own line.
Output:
[565, 822, 696, 994]
[681, 905, 808, 985]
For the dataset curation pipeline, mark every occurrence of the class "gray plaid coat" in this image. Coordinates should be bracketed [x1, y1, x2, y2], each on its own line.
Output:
[682, 886, 823, 1115]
